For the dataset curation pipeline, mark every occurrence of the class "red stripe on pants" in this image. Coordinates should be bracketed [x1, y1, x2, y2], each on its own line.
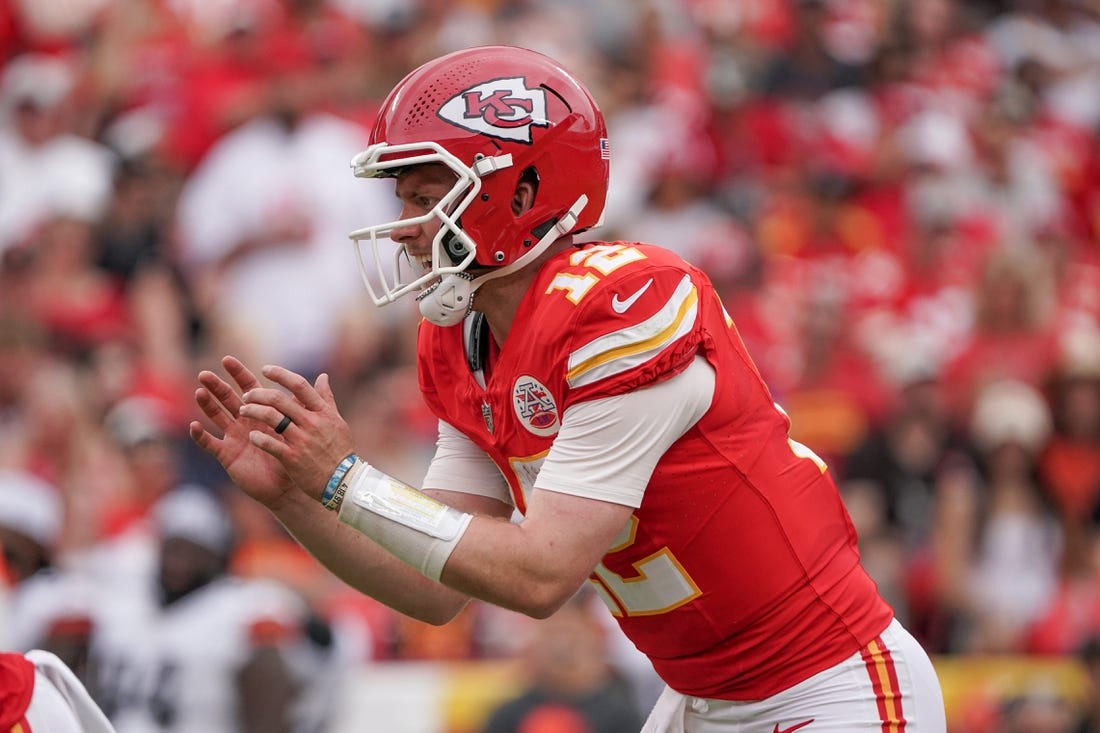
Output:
[860, 636, 907, 732]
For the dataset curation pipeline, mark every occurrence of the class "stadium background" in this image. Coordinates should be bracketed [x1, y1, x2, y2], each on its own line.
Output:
[2, 0, 1100, 731]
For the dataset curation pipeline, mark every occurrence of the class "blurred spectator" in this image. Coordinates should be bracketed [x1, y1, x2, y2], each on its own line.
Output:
[84, 485, 340, 733]
[102, 395, 189, 511]
[158, 0, 295, 171]
[1024, 499, 1100, 656]
[0, 315, 49, 433]
[758, 0, 867, 100]
[1026, 329, 1100, 655]
[888, 0, 1000, 107]
[932, 379, 1061, 653]
[1, 0, 111, 56]
[480, 591, 643, 733]
[986, 0, 1100, 134]
[175, 48, 396, 380]
[1039, 328, 1100, 522]
[13, 212, 130, 358]
[941, 249, 1059, 427]
[967, 90, 1065, 246]
[0, 136, 197, 524]
[841, 368, 972, 636]
[0, 358, 120, 551]
[855, 211, 989, 393]
[93, 156, 183, 283]
[0, 53, 116, 258]
[599, 59, 682, 235]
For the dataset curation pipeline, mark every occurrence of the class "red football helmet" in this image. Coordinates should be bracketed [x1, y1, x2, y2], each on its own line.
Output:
[348, 45, 609, 315]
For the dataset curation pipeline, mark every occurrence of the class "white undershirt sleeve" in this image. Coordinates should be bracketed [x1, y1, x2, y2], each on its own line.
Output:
[534, 355, 716, 508]
[421, 419, 514, 506]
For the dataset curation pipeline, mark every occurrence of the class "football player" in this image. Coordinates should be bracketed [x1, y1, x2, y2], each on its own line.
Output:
[0, 649, 115, 733]
[83, 486, 323, 733]
[191, 45, 947, 731]
[0, 470, 95, 673]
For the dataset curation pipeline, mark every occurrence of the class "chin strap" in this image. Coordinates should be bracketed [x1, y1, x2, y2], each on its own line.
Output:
[417, 272, 475, 327]
[417, 195, 589, 327]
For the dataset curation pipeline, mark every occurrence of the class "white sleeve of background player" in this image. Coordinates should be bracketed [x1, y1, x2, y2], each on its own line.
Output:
[421, 420, 514, 505]
[534, 355, 716, 508]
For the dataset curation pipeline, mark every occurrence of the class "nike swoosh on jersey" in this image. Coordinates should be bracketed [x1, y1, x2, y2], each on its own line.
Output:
[567, 274, 697, 389]
[610, 278, 654, 314]
[773, 720, 814, 733]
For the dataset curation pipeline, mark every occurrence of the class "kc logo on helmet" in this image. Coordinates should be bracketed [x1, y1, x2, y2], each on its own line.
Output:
[438, 77, 548, 144]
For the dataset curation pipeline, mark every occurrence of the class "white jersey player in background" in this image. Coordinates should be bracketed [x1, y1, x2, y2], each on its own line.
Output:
[83, 485, 345, 733]
[0, 469, 97, 671]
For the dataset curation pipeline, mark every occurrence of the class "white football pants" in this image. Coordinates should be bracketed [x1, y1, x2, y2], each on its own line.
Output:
[641, 618, 946, 733]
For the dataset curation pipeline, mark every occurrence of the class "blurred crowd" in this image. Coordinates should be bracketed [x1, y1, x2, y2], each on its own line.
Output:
[2, 0, 1100, 730]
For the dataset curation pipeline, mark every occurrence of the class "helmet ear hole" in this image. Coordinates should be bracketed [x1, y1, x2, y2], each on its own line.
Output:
[511, 167, 540, 216]
[519, 166, 540, 189]
[442, 229, 471, 265]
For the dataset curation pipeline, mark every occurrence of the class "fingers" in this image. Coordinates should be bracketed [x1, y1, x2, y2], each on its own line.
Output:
[248, 428, 286, 456]
[239, 401, 292, 433]
[314, 373, 336, 406]
[223, 356, 263, 393]
[194, 383, 236, 432]
[201, 357, 297, 418]
[197, 358, 294, 441]
[201, 358, 323, 438]
[189, 420, 221, 454]
[198, 370, 244, 418]
[261, 364, 327, 411]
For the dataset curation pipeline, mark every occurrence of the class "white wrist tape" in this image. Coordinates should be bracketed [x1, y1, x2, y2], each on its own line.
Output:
[337, 461, 473, 582]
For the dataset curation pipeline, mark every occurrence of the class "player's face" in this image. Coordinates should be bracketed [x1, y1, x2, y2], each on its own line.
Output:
[157, 536, 224, 606]
[389, 163, 459, 262]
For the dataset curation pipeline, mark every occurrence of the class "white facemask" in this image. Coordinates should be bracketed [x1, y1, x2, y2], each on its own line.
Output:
[413, 193, 591, 327]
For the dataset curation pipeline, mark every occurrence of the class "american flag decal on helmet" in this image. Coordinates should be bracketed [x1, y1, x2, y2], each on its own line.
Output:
[600, 138, 610, 160]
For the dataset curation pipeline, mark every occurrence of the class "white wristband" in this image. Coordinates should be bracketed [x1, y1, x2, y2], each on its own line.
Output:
[337, 461, 473, 582]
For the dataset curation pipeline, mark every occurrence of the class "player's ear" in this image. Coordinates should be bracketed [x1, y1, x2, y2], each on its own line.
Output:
[511, 167, 539, 215]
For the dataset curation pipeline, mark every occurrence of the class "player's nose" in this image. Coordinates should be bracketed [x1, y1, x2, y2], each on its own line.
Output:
[390, 216, 422, 244]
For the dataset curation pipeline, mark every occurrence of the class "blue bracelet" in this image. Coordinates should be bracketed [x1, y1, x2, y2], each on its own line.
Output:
[321, 454, 358, 505]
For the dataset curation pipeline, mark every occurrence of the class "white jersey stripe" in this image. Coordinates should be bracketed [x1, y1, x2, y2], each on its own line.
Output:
[567, 275, 698, 388]
[567, 300, 697, 388]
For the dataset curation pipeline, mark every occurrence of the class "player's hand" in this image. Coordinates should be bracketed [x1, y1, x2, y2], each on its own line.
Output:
[190, 356, 297, 509]
[237, 364, 357, 502]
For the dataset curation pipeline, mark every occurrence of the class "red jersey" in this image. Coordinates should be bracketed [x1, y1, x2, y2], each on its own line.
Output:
[0, 652, 33, 730]
[417, 242, 893, 699]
